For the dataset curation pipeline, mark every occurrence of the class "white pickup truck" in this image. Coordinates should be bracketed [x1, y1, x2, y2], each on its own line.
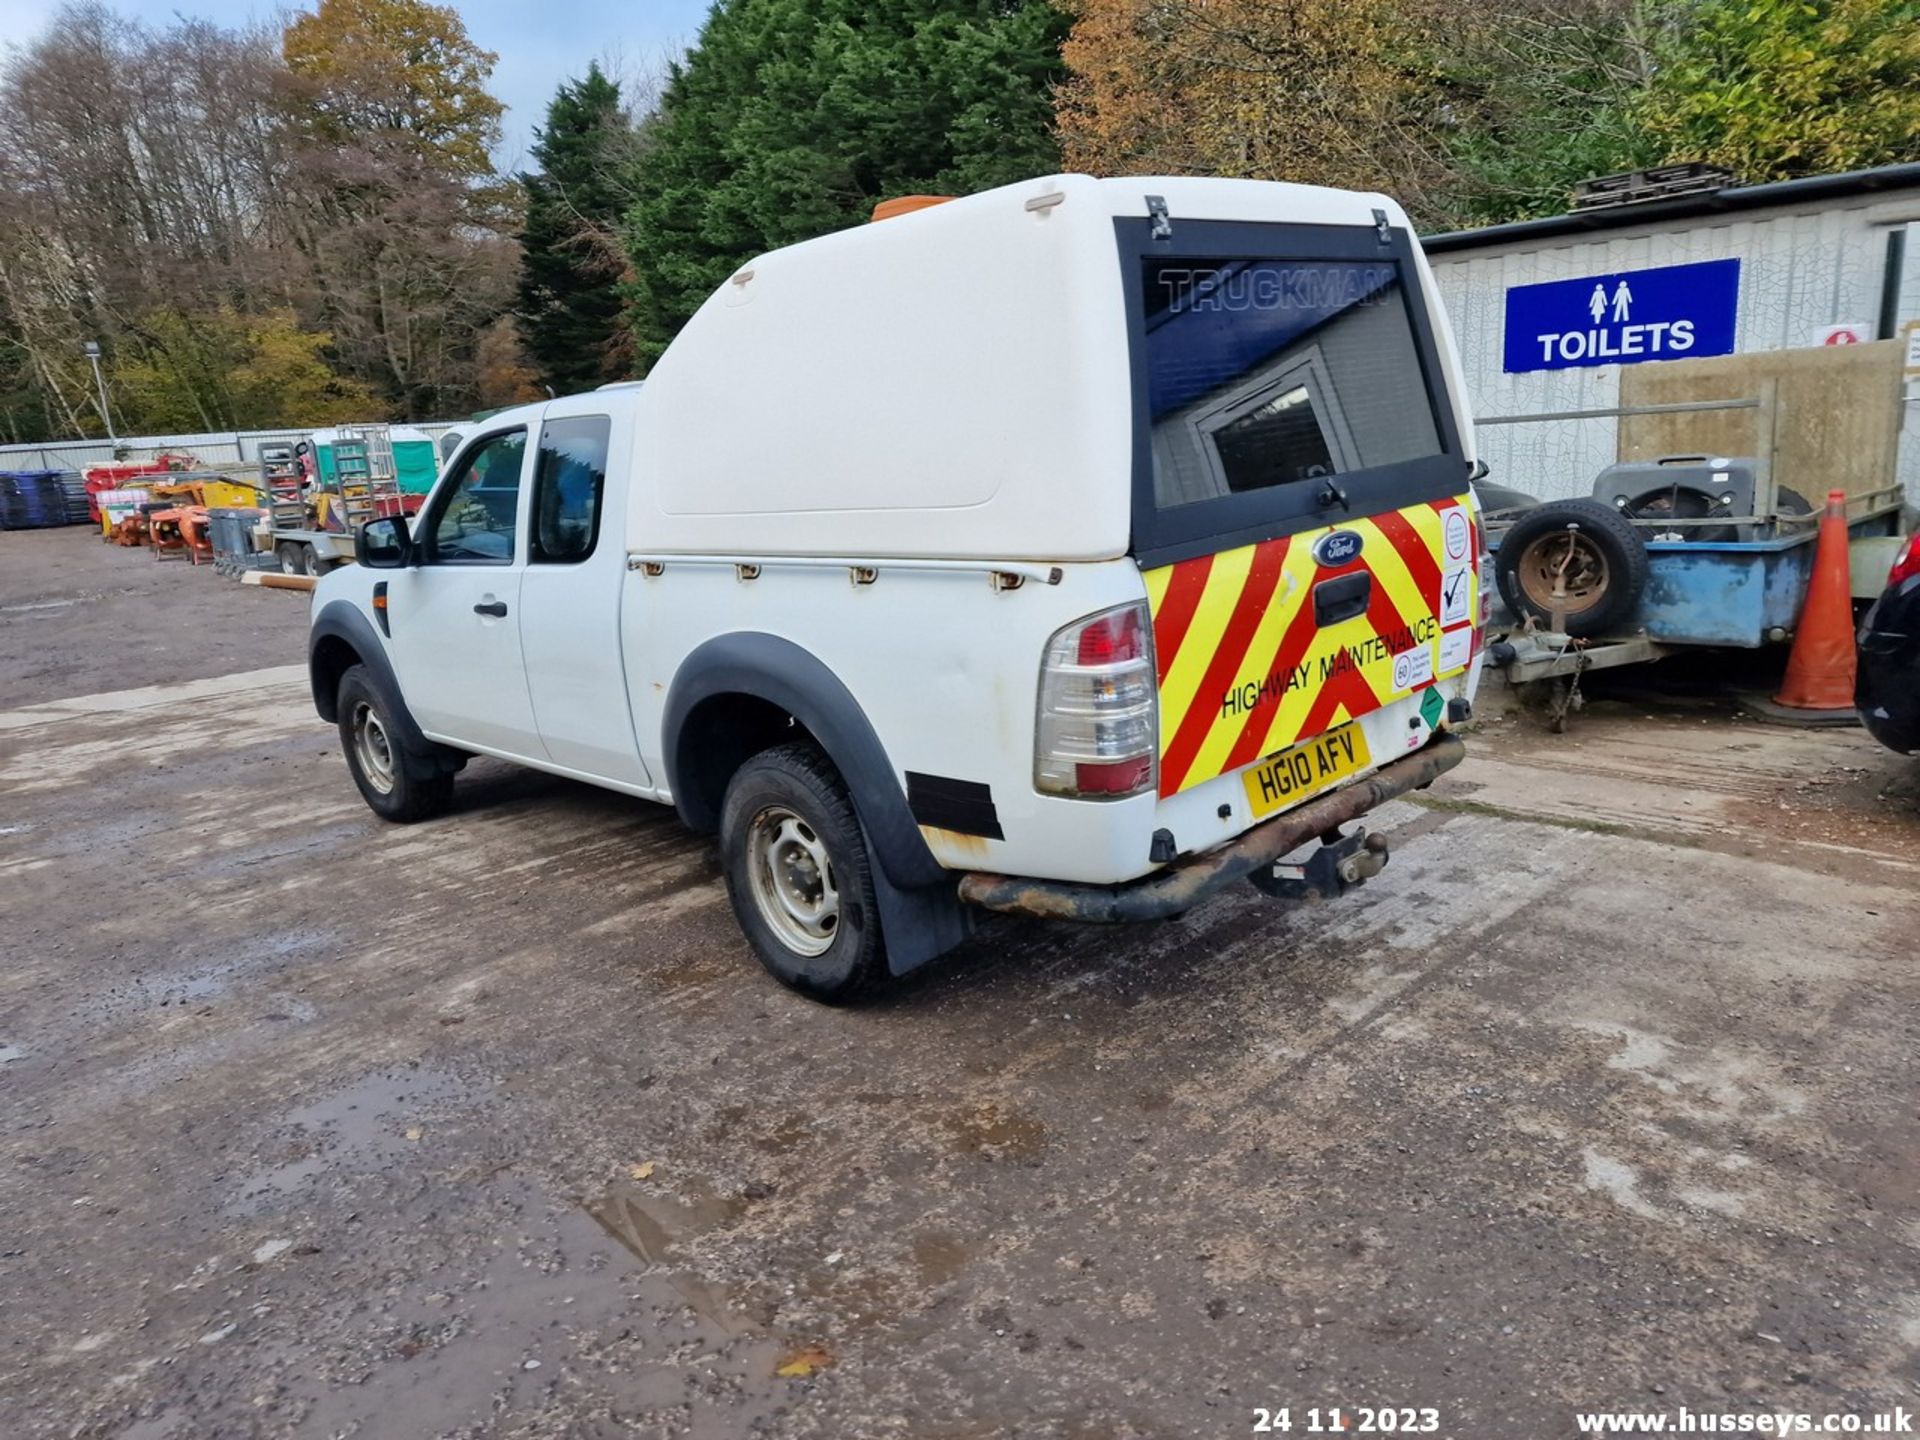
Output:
[307, 174, 1484, 1000]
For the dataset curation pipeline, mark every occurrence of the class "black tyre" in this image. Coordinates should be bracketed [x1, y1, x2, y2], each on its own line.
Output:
[1773, 485, 1813, 518]
[1494, 498, 1649, 637]
[277, 542, 303, 575]
[719, 741, 889, 1002]
[336, 664, 454, 823]
[301, 545, 326, 577]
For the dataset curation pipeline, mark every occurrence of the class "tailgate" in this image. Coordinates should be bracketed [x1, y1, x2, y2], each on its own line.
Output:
[1145, 495, 1477, 797]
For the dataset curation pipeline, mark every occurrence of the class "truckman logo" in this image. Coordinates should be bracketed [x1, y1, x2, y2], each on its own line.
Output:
[1502, 257, 1740, 374]
[1143, 496, 1478, 798]
[1312, 529, 1364, 567]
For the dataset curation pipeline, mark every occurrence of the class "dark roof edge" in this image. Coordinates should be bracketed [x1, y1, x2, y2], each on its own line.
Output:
[1422, 163, 1920, 254]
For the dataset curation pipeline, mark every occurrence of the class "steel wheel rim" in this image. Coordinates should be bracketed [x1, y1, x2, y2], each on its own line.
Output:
[1518, 532, 1609, 613]
[280, 548, 299, 575]
[746, 806, 839, 957]
[350, 700, 396, 795]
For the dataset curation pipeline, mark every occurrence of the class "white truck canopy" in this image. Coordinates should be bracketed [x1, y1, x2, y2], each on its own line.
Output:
[627, 173, 1457, 563]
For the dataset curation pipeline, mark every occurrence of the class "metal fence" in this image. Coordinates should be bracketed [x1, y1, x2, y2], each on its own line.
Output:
[0, 423, 461, 475]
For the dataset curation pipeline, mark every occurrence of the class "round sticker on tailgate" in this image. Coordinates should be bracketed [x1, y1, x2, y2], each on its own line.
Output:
[1443, 508, 1470, 561]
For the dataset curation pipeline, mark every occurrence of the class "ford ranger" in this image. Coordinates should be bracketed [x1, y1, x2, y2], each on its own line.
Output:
[306, 174, 1484, 1000]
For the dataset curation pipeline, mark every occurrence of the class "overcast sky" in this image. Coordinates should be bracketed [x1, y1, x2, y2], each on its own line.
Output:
[0, 0, 713, 169]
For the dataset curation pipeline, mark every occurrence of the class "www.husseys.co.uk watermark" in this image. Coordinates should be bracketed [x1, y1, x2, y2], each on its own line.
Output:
[1575, 1408, 1913, 1434]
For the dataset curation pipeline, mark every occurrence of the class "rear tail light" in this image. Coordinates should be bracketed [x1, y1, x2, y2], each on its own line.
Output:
[1889, 534, 1920, 587]
[1035, 601, 1157, 800]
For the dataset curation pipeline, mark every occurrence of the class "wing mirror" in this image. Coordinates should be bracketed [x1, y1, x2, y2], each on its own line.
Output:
[357, 515, 412, 569]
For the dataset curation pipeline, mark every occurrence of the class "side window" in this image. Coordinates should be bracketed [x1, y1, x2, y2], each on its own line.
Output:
[423, 429, 526, 564]
[530, 415, 610, 565]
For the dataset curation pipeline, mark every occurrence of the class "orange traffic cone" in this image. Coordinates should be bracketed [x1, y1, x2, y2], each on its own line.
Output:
[1773, 488, 1856, 712]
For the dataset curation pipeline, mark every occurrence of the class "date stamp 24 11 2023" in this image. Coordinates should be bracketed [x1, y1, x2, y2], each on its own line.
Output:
[1254, 1407, 1443, 1435]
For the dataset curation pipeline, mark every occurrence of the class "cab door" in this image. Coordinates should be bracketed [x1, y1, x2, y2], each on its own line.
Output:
[385, 424, 546, 759]
[516, 408, 652, 788]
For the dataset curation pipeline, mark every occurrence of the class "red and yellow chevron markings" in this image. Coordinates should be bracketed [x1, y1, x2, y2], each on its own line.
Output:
[1145, 494, 1477, 798]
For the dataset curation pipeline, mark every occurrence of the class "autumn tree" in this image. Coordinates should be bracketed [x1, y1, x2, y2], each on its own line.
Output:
[473, 316, 546, 408]
[115, 308, 379, 430]
[518, 64, 633, 395]
[279, 0, 520, 417]
[1058, 0, 1920, 227]
[281, 0, 504, 178]
[1056, 0, 1456, 220]
[0, 4, 310, 437]
[621, 0, 1068, 369]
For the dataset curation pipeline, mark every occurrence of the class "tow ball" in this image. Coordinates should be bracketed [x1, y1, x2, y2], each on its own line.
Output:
[1248, 827, 1389, 901]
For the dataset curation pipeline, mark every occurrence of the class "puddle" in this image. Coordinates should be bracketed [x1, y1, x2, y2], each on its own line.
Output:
[227, 1065, 472, 1213]
[911, 1230, 977, 1286]
[282, 1182, 783, 1440]
[942, 1102, 1046, 1159]
[751, 1114, 815, 1155]
[586, 1180, 754, 1336]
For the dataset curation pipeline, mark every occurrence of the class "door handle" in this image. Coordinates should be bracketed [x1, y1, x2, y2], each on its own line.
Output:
[1312, 572, 1370, 626]
[473, 601, 508, 618]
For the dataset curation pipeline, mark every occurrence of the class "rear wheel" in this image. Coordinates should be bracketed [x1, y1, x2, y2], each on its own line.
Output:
[336, 664, 454, 822]
[277, 542, 303, 575]
[302, 545, 326, 577]
[720, 742, 888, 1002]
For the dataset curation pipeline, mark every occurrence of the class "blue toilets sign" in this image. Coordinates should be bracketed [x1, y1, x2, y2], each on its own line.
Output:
[1502, 257, 1740, 373]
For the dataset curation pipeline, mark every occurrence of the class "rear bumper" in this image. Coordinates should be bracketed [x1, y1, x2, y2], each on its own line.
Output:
[956, 733, 1465, 922]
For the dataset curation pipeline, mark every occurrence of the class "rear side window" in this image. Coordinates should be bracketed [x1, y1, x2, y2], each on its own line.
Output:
[1144, 258, 1443, 508]
[530, 415, 610, 565]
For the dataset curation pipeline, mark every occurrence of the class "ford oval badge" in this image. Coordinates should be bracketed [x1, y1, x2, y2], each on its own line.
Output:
[1313, 529, 1364, 567]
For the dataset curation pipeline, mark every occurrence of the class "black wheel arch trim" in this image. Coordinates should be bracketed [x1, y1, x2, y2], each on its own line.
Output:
[665, 632, 972, 974]
[308, 599, 434, 756]
[664, 632, 947, 893]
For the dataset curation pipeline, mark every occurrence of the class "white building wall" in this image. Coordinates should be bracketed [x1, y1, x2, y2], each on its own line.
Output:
[1428, 191, 1919, 502]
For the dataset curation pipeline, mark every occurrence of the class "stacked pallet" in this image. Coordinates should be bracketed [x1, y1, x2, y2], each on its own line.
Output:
[0, 470, 89, 529]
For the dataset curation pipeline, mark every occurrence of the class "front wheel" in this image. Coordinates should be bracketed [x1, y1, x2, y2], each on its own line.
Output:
[720, 742, 889, 1002]
[336, 664, 454, 823]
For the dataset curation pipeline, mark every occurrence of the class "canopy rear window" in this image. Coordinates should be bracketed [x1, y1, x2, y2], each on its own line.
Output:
[1119, 218, 1466, 568]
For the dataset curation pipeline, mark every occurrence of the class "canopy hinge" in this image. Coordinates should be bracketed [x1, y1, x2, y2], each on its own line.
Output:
[1146, 194, 1172, 241]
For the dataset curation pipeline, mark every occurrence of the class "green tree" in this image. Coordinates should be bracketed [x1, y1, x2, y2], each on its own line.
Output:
[227, 311, 383, 426]
[1638, 0, 1920, 183]
[519, 64, 632, 395]
[622, 0, 1069, 369]
[1435, 1, 1665, 224]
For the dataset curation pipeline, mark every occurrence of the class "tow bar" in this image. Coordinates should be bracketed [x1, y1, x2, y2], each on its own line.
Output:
[957, 734, 1461, 923]
[1247, 827, 1389, 901]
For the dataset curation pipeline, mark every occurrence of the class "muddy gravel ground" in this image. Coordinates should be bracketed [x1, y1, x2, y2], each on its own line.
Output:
[0, 526, 312, 707]
[3, 527, 1919, 1440]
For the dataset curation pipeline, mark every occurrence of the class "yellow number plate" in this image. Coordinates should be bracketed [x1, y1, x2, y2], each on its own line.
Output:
[1241, 721, 1372, 820]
